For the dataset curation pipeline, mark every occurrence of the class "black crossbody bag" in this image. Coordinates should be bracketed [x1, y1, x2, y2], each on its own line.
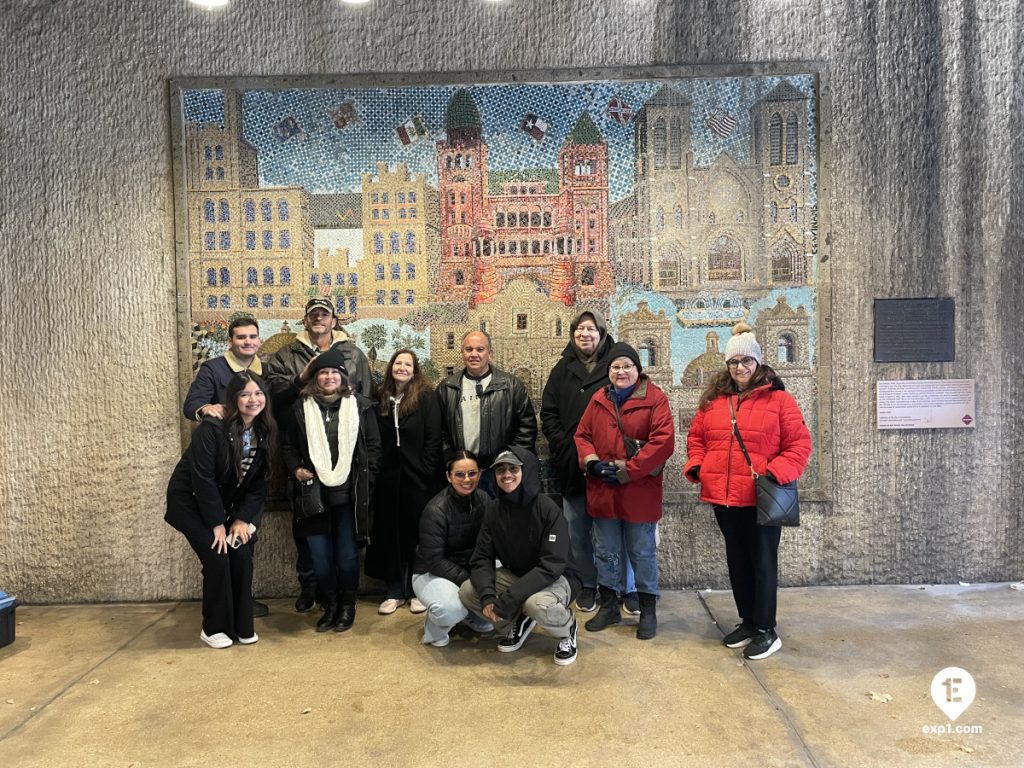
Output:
[728, 396, 799, 527]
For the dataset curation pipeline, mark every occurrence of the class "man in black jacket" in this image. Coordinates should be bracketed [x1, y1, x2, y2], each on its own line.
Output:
[458, 448, 580, 666]
[540, 309, 637, 614]
[264, 297, 373, 612]
[436, 330, 537, 496]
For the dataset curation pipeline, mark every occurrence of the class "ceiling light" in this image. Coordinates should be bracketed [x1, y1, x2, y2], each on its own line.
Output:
[189, 0, 230, 8]
[340, 0, 372, 5]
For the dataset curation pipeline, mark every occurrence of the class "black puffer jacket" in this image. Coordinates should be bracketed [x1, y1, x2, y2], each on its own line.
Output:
[435, 365, 537, 467]
[412, 485, 489, 584]
[540, 330, 616, 498]
[469, 447, 579, 619]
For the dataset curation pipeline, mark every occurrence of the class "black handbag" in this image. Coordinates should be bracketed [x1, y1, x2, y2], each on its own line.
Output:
[611, 391, 664, 477]
[728, 397, 800, 527]
[291, 476, 325, 520]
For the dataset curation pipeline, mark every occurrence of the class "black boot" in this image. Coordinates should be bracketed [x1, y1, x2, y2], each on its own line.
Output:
[295, 585, 317, 613]
[335, 591, 357, 632]
[316, 594, 340, 632]
[636, 592, 657, 640]
[585, 586, 621, 632]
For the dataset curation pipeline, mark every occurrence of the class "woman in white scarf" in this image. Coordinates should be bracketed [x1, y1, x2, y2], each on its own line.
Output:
[282, 348, 382, 633]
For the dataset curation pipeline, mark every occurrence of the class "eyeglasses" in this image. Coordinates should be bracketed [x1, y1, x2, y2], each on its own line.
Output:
[452, 470, 480, 480]
[726, 356, 757, 369]
[610, 364, 635, 373]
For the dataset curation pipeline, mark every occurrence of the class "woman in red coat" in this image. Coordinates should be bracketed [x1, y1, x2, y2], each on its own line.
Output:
[574, 342, 675, 640]
[685, 322, 812, 660]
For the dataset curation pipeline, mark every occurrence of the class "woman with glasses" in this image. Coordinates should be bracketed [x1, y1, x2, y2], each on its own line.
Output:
[411, 451, 493, 647]
[574, 342, 675, 641]
[684, 322, 812, 660]
[365, 348, 443, 617]
[282, 348, 381, 633]
[165, 372, 279, 649]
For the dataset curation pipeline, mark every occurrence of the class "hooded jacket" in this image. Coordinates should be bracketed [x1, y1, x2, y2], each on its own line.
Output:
[684, 379, 812, 508]
[469, 447, 577, 619]
[574, 376, 676, 523]
[435, 365, 537, 468]
[540, 311, 616, 498]
[264, 329, 372, 415]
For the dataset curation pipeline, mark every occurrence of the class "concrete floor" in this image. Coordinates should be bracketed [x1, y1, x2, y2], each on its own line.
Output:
[0, 583, 1021, 768]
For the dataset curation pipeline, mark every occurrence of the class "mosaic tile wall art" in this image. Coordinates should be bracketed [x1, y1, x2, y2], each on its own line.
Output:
[172, 71, 827, 493]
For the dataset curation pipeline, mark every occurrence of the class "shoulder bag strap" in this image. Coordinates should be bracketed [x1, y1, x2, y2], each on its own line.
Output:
[728, 396, 758, 479]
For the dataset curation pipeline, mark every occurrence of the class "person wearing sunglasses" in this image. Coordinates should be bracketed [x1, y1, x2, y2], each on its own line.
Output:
[411, 451, 493, 647]
[684, 322, 812, 660]
[365, 348, 443, 617]
[574, 343, 675, 641]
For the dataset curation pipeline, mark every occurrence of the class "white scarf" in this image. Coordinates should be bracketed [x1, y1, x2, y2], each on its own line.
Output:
[303, 395, 360, 487]
[389, 393, 404, 447]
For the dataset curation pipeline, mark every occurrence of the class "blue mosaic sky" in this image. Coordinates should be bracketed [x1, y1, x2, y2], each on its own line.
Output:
[182, 75, 816, 203]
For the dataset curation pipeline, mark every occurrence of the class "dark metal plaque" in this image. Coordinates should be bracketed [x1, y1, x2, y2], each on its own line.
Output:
[873, 298, 955, 362]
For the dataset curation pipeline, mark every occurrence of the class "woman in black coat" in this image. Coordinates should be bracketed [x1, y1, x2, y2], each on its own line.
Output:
[282, 348, 382, 633]
[165, 372, 279, 649]
[411, 450, 493, 647]
[365, 348, 443, 616]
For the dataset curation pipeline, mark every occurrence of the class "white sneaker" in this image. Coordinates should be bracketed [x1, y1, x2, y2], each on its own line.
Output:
[200, 631, 233, 649]
[378, 598, 405, 615]
[429, 635, 450, 647]
[409, 598, 427, 614]
[237, 634, 259, 645]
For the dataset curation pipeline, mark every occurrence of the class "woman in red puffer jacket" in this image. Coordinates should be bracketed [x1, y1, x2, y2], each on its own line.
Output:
[685, 323, 811, 661]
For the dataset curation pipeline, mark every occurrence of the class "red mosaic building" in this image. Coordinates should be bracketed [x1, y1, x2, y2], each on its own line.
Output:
[435, 89, 614, 307]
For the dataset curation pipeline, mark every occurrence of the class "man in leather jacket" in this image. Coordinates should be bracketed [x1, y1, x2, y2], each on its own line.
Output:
[435, 330, 536, 496]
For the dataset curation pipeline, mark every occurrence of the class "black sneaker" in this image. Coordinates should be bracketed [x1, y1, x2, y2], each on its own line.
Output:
[554, 618, 578, 666]
[575, 587, 598, 613]
[621, 592, 641, 615]
[722, 623, 757, 648]
[743, 628, 782, 660]
[252, 600, 269, 618]
[497, 613, 536, 653]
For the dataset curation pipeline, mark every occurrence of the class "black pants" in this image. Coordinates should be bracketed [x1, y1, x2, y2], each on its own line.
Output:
[176, 513, 255, 640]
[714, 505, 781, 630]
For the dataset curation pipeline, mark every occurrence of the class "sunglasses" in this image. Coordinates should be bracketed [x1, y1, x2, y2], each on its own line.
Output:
[452, 470, 480, 480]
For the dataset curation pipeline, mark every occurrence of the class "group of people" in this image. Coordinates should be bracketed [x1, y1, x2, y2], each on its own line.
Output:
[165, 297, 811, 665]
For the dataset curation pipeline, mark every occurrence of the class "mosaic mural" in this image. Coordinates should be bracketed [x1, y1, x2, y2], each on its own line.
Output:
[173, 72, 824, 493]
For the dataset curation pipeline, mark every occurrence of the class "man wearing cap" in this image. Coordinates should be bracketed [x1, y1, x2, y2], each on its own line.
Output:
[436, 330, 536, 497]
[458, 447, 581, 666]
[265, 297, 373, 612]
[540, 309, 639, 615]
[181, 315, 270, 619]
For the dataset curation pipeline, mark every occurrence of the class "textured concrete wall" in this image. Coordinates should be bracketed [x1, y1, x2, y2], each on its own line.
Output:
[1, 0, 1021, 602]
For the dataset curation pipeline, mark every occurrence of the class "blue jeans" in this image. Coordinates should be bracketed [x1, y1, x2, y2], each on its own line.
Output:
[591, 517, 659, 596]
[306, 503, 360, 595]
[564, 495, 635, 593]
[412, 572, 470, 644]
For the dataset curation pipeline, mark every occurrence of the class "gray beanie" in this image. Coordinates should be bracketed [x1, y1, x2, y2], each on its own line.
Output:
[724, 322, 762, 365]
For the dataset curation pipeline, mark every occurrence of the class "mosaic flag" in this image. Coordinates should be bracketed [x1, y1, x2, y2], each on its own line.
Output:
[705, 108, 738, 138]
[272, 114, 303, 141]
[520, 113, 549, 142]
[328, 100, 360, 129]
[395, 115, 428, 145]
[605, 97, 634, 125]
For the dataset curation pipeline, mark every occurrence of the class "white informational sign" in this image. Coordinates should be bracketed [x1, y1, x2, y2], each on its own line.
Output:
[876, 379, 976, 430]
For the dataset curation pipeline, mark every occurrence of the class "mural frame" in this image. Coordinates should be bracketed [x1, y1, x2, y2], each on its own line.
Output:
[169, 64, 833, 503]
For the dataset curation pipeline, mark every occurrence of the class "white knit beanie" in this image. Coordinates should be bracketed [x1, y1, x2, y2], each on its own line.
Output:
[724, 322, 762, 365]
